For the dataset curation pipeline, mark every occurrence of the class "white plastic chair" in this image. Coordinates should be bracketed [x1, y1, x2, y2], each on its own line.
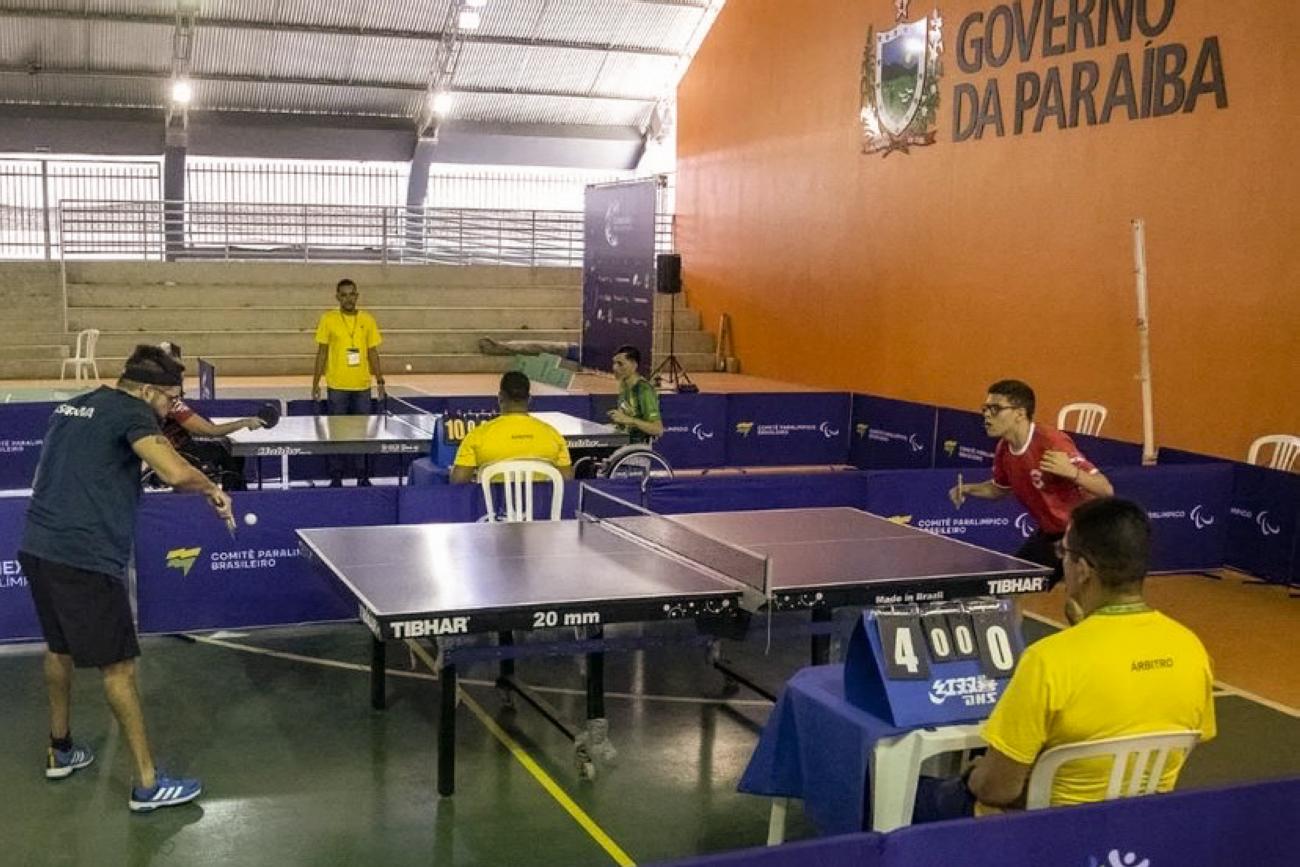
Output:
[767, 722, 985, 843]
[60, 328, 100, 382]
[479, 459, 564, 523]
[1247, 435, 1300, 472]
[1025, 729, 1200, 809]
[1057, 402, 1108, 436]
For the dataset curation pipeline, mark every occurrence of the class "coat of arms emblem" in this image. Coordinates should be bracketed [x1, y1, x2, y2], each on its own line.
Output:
[861, 0, 944, 155]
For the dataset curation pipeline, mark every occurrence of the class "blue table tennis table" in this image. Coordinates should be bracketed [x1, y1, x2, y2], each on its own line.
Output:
[298, 485, 1051, 795]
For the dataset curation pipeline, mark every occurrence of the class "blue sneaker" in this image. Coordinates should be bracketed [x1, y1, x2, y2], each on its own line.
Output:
[129, 775, 202, 813]
[46, 743, 95, 780]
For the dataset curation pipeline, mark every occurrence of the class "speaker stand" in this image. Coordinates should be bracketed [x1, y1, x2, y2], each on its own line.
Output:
[651, 290, 697, 393]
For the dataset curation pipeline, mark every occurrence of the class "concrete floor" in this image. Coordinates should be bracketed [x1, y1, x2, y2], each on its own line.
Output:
[2, 615, 1297, 867]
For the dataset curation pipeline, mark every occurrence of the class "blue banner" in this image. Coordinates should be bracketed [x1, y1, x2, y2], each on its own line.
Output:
[1158, 446, 1228, 465]
[134, 488, 398, 632]
[664, 778, 1300, 867]
[656, 393, 727, 469]
[647, 473, 870, 515]
[865, 469, 1030, 555]
[197, 358, 215, 399]
[725, 393, 851, 467]
[881, 777, 1300, 867]
[0, 497, 41, 642]
[1071, 433, 1144, 467]
[933, 408, 997, 469]
[850, 395, 937, 470]
[0, 401, 56, 491]
[1225, 462, 1300, 584]
[581, 180, 657, 371]
[1107, 465, 1232, 573]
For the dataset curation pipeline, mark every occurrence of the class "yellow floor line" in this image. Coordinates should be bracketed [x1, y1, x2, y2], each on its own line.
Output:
[403, 640, 636, 867]
[1022, 611, 1300, 719]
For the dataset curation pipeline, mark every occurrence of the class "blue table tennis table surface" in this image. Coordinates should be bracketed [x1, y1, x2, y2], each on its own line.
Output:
[298, 507, 1051, 637]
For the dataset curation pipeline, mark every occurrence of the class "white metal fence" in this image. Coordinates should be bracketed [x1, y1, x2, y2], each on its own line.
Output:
[54, 200, 675, 265]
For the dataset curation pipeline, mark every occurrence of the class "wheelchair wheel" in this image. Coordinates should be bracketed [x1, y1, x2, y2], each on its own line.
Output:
[600, 445, 673, 482]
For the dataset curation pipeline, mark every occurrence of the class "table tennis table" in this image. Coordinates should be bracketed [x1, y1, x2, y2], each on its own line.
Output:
[225, 413, 439, 489]
[299, 485, 1051, 796]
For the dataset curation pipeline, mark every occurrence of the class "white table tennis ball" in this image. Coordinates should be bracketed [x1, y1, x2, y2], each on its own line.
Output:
[404, 363, 412, 371]
[244, 513, 258, 527]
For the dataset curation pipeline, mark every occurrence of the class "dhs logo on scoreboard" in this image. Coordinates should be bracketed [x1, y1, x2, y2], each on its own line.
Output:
[928, 674, 1000, 707]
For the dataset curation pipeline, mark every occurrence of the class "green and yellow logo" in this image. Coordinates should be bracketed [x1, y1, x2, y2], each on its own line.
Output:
[165, 547, 202, 576]
[855, 423, 870, 439]
[943, 438, 958, 457]
[735, 421, 755, 437]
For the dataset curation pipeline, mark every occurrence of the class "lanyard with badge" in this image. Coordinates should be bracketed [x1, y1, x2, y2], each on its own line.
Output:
[343, 313, 362, 367]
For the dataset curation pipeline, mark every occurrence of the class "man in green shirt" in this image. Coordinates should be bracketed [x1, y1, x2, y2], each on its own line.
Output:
[607, 344, 663, 444]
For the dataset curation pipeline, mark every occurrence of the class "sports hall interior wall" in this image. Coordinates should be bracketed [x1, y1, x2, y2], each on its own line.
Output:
[675, 0, 1298, 460]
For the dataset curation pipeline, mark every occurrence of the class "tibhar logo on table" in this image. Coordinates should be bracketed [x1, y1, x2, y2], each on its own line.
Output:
[390, 617, 470, 639]
[987, 576, 1047, 594]
[928, 674, 999, 707]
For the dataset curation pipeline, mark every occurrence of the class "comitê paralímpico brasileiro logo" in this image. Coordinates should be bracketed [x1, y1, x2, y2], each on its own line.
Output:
[860, 0, 945, 156]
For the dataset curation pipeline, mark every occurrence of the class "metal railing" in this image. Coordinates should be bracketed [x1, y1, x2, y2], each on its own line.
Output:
[54, 200, 675, 266]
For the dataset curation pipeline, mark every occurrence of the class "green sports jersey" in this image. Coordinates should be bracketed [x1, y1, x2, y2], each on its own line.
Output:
[617, 378, 661, 444]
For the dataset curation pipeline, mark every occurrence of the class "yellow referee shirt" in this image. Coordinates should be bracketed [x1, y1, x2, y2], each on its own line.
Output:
[981, 608, 1216, 808]
[315, 309, 382, 391]
[452, 413, 572, 471]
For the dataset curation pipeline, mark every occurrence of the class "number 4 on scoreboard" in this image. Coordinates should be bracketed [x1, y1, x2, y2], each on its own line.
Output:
[877, 614, 931, 680]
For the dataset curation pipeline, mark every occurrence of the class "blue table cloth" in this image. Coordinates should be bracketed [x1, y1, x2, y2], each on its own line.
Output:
[739, 664, 908, 836]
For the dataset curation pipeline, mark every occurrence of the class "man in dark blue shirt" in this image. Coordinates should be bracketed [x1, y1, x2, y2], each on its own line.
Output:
[19, 345, 234, 813]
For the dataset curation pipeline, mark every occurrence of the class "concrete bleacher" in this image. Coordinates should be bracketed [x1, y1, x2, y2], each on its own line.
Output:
[0, 262, 68, 380]
[1, 261, 716, 379]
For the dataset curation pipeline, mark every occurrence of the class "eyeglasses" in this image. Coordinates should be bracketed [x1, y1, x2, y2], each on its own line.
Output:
[151, 388, 182, 408]
[1054, 539, 1092, 565]
[979, 403, 1016, 416]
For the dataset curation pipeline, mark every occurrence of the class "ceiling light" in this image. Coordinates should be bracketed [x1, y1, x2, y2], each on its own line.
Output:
[171, 79, 193, 104]
[430, 92, 454, 115]
[464, 0, 487, 7]
[458, 9, 481, 29]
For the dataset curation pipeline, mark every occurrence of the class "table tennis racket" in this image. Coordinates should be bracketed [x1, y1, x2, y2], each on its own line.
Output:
[256, 402, 281, 429]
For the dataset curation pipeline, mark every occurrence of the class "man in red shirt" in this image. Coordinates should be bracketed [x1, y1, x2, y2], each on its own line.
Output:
[949, 379, 1113, 583]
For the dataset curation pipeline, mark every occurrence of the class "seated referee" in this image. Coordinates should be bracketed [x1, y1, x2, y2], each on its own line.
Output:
[450, 371, 574, 484]
[913, 497, 1216, 821]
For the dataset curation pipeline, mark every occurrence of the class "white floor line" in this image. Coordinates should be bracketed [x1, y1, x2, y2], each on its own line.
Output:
[1022, 610, 1300, 719]
[191, 635, 774, 708]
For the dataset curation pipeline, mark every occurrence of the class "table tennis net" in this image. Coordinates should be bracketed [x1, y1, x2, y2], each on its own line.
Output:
[383, 396, 439, 436]
[577, 484, 770, 597]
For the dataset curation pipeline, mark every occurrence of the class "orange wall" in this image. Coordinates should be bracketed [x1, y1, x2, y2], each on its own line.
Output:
[677, 0, 1298, 459]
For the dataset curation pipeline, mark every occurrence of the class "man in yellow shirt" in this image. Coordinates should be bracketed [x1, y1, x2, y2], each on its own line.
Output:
[310, 278, 386, 487]
[914, 497, 1216, 821]
[450, 372, 574, 484]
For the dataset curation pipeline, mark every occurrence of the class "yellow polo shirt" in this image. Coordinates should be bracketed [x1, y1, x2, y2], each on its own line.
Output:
[315, 309, 382, 391]
[452, 413, 571, 471]
[981, 608, 1216, 808]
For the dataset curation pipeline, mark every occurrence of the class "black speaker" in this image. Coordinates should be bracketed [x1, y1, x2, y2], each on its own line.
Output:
[656, 253, 682, 295]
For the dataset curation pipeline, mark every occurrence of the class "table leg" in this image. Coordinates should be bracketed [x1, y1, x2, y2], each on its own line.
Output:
[810, 606, 832, 666]
[438, 659, 458, 797]
[370, 635, 386, 710]
[766, 798, 789, 846]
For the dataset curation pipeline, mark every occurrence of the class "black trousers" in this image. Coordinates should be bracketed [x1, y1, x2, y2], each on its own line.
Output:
[1015, 529, 1065, 587]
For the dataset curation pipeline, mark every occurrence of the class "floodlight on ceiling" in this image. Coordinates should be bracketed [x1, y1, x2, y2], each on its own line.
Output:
[170, 79, 193, 105]
[458, 9, 482, 30]
[464, 0, 488, 7]
[430, 92, 454, 115]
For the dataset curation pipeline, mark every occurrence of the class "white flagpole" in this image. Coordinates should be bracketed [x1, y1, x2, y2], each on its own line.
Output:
[1132, 219, 1157, 465]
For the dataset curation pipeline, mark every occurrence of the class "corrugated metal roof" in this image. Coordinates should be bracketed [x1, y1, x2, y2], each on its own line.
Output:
[0, 0, 721, 130]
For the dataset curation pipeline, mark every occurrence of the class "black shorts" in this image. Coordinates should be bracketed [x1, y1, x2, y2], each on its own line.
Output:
[1015, 530, 1065, 587]
[18, 552, 140, 668]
